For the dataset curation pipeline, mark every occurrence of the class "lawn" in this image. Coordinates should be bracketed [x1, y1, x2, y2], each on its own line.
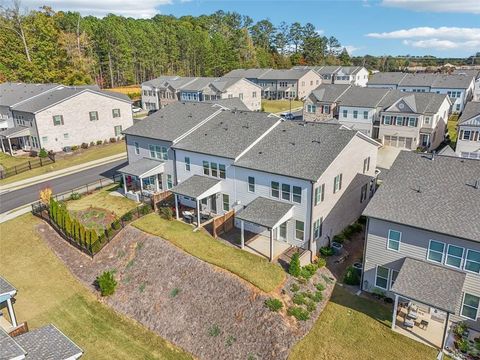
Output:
[132, 214, 286, 292]
[262, 99, 303, 113]
[447, 114, 459, 148]
[0, 141, 126, 185]
[0, 152, 31, 169]
[107, 86, 141, 100]
[66, 185, 137, 217]
[0, 214, 192, 360]
[289, 286, 438, 360]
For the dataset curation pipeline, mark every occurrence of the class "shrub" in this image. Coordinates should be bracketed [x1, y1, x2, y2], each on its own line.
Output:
[309, 291, 323, 303]
[299, 267, 314, 280]
[315, 283, 325, 292]
[306, 301, 317, 312]
[290, 283, 300, 292]
[70, 192, 81, 200]
[208, 324, 221, 337]
[103, 139, 108, 144]
[89, 141, 95, 147]
[292, 293, 307, 305]
[351, 222, 363, 233]
[316, 257, 326, 268]
[287, 306, 309, 321]
[110, 137, 117, 143]
[289, 252, 301, 277]
[343, 266, 360, 285]
[81, 142, 89, 149]
[121, 212, 133, 222]
[139, 205, 151, 215]
[225, 335, 236, 347]
[139, 283, 146, 293]
[301, 264, 318, 278]
[159, 206, 173, 220]
[71, 145, 79, 151]
[39, 148, 48, 158]
[96, 270, 117, 296]
[96, 140, 103, 145]
[111, 220, 121, 230]
[320, 246, 334, 257]
[170, 288, 180, 298]
[333, 233, 346, 243]
[264, 298, 283, 312]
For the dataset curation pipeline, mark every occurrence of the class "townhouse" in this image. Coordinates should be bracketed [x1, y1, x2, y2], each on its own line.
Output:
[362, 151, 480, 349]
[304, 84, 451, 151]
[120, 101, 379, 262]
[456, 101, 480, 159]
[0, 85, 132, 153]
[367, 72, 475, 112]
[223, 68, 321, 100]
[453, 69, 480, 102]
[140, 76, 261, 111]
[292, 65, 369, 87]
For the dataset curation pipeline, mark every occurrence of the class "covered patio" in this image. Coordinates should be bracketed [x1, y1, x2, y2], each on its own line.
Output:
[118, 158, 165, 197]
[0, 276, 18, 333]
[0, 126, 31, 155]
[236, 197, 294, 262]
[390, 257, 466, 349]
[171, 175, 222, 228]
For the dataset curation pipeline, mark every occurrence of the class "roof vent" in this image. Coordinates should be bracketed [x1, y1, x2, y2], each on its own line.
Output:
[188, 113, 193, 118]
[475, 180, 480, 190]
[282, 129, 287, 132]
[290, 142, 295, 146]
[312, 140, 321, 144]
[258, 151, 263, 155]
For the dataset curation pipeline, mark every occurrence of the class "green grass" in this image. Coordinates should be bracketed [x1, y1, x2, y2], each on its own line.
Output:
[0, 141, 126, 185]
[132, 214, 286, 292]
[0, 152, 31, 168]
[447, 114, 459, 148]
[289, 286, 438, 360]
[262, 99, 303, 113]
[0, 214, 192, 360]
[66, 185, 137, 217]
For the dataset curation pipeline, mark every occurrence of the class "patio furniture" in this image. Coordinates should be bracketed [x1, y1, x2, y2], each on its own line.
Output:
[419, 319, 429, 329]
[408, 304, 418, 320]
[182, 210, 194, 224]
[404, 317, 414, 328]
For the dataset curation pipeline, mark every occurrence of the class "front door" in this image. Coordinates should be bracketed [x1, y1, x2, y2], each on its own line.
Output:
[210, 194, 217, 213]
[278, 221, 287, 242]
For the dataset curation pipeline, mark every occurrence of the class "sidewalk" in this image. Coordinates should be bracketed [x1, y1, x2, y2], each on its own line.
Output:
[0, 152, 126, 193]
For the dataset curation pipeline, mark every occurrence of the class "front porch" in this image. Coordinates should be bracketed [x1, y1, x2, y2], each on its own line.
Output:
[0, 126, 32, 155]
[118, 158, 165, 200]
[0, 277, 18, 333]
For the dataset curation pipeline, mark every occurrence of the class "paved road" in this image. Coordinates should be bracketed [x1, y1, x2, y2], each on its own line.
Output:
[0, 159, 127, 213]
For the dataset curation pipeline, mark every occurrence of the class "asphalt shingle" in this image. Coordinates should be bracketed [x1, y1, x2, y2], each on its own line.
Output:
[458, 101, 480, 125]
[236, 197, 293, 229]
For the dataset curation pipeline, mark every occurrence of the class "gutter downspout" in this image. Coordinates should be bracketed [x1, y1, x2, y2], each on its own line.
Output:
[309, 180, 315, 263]
[360, 216, 370, 291]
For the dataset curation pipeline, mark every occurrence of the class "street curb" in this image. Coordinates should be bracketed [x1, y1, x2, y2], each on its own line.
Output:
[0, 153, 126, 193]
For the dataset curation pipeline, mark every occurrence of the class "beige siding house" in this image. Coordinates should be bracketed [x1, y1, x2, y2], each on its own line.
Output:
[362, 151, 480, 350]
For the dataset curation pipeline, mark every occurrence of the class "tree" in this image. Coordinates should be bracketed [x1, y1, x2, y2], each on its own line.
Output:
[339, 48, 351, 65]
[0, 0, 31, 62]
[250, 19, 275, 50]
[289, 22, 303, 54]
[39, 187, 52, 205]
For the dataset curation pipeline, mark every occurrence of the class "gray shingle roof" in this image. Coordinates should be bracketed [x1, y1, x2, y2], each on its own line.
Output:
[223, 69, 272, 79]
[15, 324, 83, 360]
[258, 69, 312, 80]
[458, 101, 480, 125]
[399, 73, 437, 87]
[118, 158, 164, 177]
[142, 75, 181, 88]
[171, 175, 221, 199]
[179, 77, 218, 91]
[336, 66, 363, 75]
[205, 98, 250, 111]
[173, 110, 279, 159]
[0, 328, 25, 360]
[122, 102, 221, 142]
[368, 72, 407, 86]
[11, 87, 130, 114]
[364, 151, 480, 241]
[236, 197, 293, 229]
[316, 66, 341, 75]
[235, 122, 358, 181]
[378, 90, 448, 114]
[337, 87, 390, 108]
[431, 74, 475, 89]
[368, 72, 475, 90]
[0, 276, 16, 296]
[310, 84, 351, 103]
[0, 83, 59, 107]
[391, 257, 465, 313]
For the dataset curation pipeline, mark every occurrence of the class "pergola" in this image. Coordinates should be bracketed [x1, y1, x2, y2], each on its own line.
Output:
[0, 126, 31, 155]
[0, 276, 18, 331]
[236, 197, 294, 262]
[390, 257, 466, 349]
[118, 158, 165, 193]
[171, 175, 222, 228]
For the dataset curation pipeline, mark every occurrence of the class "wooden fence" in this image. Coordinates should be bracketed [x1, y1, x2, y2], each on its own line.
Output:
[0, 154, 55, 179]
[212, 210, 235, 238]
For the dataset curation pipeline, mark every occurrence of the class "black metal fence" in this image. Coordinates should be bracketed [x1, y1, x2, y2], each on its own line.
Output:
[52, 174, 123, 202]
[0, 154, 55, 179]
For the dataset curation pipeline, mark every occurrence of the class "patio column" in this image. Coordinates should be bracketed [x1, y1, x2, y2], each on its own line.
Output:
[122, 174, 127, 195]
[441, 312, 451, 349]
[240, 220, 245, 249]
[269, 228, 274, 262]
[196, 198, 201, 227]
[6, 298, 17, 327]
[391, 294, 399, 330]
[174, 193, 179, 220]
[7, 137, 12, 155]
[1, 138, 5, 153]
[155, 175, 160, 192]
[139, 176, 144, 192]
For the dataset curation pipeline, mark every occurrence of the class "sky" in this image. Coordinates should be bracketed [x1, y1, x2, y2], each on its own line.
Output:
[20, 0, 480, 57]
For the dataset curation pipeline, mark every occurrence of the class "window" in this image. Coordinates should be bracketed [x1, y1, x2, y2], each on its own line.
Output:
[396, 116, 403, 126]
[445, 244, 464, 268]
[292, 186, 302, 203]
[167, 174, 173, 189]
[252, 91, 257, 98]
[149, 145, 167, 160]
[239, 93, 243, 100]
[279, 222, 287, 238]
[295, 220, 304, 241]
[333, 174, 342, 193]
[52, 115, 64, 126]
[390, 270, 399, 290]
[313, 217, 323, 239]
[408, 117, 416, 127]
[462, 293, 480, 320]
[323, 105, 330, 114]
[134, 142, 139, 155]
[248, 176, 255, 192]
[465, 249, 480, 274]
[219, 164, 226, 179]
[203, 161, 210, 176]
[63, 133, 69, 140]
[211, 162, 218, 177]
[41, 136, 48, 143]
[387, 230, 401, 251]
[112, 108, 121, 118]
[314, 184, 325, 205]
[427, 240, 445, 263]
[363, 111, 368, 120]
[185, 157, 191, 171]
[89, 111, 99, 121]
[271, 181, 279, 198]
[424, 116, 431, 125]
[343, 109, 348, 118]
[222, 194, 230, 211]
[463, 130, 471, 140]
[363, 157, 370, 173]
[307, 104, 316, 113]
[282, 184, 291, 201]
[353, 110, 358, 119]
[375, 266, 389, 290]
[360, 184, 368, 203]
[383, 115, 391, 125]
[114, 125, 122, 136]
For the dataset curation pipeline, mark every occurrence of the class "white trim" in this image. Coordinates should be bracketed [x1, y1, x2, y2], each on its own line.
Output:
[426, 239, 445, 264]
[464, 249, 480, 274]
[460, 292, 480, 321]
[375, 265, 389, 290]
[387, 229, 401, 252]
[444, 244, 464, 269]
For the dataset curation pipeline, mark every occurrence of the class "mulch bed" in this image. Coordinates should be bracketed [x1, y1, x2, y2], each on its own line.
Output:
[36, 222, 335, 360]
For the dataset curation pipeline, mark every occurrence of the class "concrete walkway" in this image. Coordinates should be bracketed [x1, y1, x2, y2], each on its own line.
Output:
[0, 152, 126, 193]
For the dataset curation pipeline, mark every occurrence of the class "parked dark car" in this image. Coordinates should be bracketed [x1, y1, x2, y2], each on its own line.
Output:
[147, 109, 157, 116]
